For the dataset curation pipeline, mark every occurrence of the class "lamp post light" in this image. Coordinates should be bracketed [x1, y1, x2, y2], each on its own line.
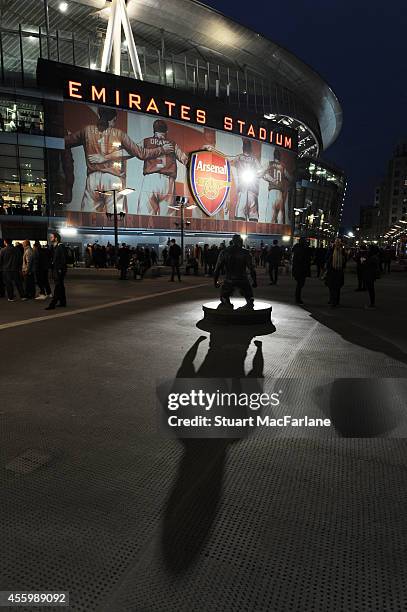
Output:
[95, 187, 135, 258]
[168, 196, 196, 263]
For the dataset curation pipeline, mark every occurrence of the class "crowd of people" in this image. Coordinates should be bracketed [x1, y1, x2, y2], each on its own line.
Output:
[0, 233, 67, 309]
[83, 242, 158, 274]
[1, 233, 396, 311]
[105, 238, 390, 312]
[291, 238, 390, 309]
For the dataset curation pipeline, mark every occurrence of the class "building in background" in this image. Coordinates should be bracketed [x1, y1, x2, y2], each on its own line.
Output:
[358, 205, 381, 242]
[0, 0, 342, 253]
[358, 143, 407, 245]
[293, 157, 346, 246]
[387, 143, 407, 227]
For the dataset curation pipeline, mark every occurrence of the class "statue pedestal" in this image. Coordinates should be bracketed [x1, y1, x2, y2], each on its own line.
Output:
[202, 299, 273, 325]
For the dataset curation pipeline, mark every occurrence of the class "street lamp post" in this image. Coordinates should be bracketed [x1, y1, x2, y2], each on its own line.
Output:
[112, 189, 119, 255]
[180, 199, 185, 262]
[169, 196, 196, 264]
[95, 187, 135, 259]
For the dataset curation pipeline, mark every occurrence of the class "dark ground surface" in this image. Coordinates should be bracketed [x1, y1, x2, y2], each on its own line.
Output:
[0, 264, 406, 611]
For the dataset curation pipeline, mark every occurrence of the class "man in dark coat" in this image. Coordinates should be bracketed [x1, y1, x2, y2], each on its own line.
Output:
[118, 243, 130, 280]
[363, 245, 380, 309]
[168, 238, 182, 282]
[266, 239, 282, 285]
[354, 246, 367, 291]
[45, 232, 67, 310]
[214, 234, 257, 308]
[315, 246, 327, 278]
[291, 237, 311, 305]
[33, 241, 51, 299]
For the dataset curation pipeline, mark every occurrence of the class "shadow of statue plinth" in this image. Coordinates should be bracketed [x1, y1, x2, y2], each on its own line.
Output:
[162, 318, 276, 572]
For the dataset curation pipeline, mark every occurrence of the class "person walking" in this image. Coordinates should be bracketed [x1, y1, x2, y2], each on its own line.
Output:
[22, 240, 35, 299]
[168, 238, 182, 282]
[45, 232, 67, 310]
[84, 244, 93, 267]
[34, 242, 52, 300]
[354, 246, 367, 291]
[315, 245, 326, 278]
[363, 245, 380, 309]
[202, 244, 210, 275]
[291, 237, 311, 305]
[382, 247, 392, 274]
[326, 238, 346, 307]
[0, 238, 25, 301]
[266, 239, 282, 285]
[151, 248, 158, 266]
[33, 241, 43, 298]
[118, 243, 130, 280]
[208, 245, 219, 276]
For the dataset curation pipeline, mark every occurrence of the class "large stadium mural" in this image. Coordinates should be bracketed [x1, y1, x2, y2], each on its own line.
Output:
[56, 101, 296, 234]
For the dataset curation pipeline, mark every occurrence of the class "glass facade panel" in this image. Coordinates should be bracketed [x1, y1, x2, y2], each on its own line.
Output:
[19, 145, 44, 158]
[0, 143, 46, 215]
[0, 144, 17, 156]
[0, 97, 44, 134]
[0, 156, 19, 169]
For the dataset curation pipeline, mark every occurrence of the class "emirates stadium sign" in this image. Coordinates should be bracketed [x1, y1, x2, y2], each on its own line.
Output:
[189, 151, 231, 217]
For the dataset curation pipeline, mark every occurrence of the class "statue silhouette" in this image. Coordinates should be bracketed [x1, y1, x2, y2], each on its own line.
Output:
[161, 318, 276, 573]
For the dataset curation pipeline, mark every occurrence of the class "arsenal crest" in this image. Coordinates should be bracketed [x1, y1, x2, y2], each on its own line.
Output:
[189, 150, 231, 217]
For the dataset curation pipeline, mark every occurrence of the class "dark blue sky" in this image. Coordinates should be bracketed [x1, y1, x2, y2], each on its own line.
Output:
[203, 0, 407, 227]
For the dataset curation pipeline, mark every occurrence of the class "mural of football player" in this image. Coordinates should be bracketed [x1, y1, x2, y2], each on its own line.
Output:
[230, 139, 262, 222]
[136, 119, 189, 216]
[65, 108, 169, 213]
[260, 148, 292, 224]
[205, 139, 261, 221]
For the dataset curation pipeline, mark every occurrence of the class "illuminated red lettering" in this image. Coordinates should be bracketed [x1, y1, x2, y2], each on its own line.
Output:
[146, 98, 159, 113]
[237, 120, 245, 134]
[115, 90, 120, 106]
[164, 100, 176, 116]
[259, 127, 266, 140]
[196, 109, 206, 124]
[91, 86, 106, 103]
[276, 133, 283, 146]
[68, 81, 82, 99]
[224, 116, 233, 131]
[284, 136, 292, 149]
[128, 93, 141, 110]
[181, 105, 191, 121]
[247, 124, 255, 137]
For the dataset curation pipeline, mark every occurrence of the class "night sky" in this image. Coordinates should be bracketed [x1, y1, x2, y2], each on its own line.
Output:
[203, 0, 407, 228]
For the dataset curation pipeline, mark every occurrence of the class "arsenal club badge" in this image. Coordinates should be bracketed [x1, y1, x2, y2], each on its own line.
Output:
[189, 150, 231, 217]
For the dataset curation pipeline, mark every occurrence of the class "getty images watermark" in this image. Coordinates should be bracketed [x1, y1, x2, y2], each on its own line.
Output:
[157, 379, 332, 438]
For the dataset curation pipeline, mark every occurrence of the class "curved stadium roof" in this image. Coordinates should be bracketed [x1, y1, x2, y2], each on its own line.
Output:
[0, 0, 342, 153]
[124, 0, 342, 150]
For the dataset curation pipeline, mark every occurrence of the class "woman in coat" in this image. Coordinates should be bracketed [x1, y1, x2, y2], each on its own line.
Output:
[326, 238, 346, 307]
[292, 237, 311, 305]
[363, 245, 380, 309]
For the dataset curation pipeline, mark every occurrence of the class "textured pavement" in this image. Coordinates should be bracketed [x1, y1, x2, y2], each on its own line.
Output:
[0, 266, 406, 611]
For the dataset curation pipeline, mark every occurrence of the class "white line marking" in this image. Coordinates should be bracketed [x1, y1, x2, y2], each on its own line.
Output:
[0, 283, 209, 332]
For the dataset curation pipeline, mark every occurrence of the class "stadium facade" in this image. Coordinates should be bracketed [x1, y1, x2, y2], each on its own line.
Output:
[0, 0, 343, 254]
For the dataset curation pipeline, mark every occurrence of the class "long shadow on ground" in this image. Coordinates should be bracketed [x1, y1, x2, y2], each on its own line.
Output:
[306, 305, 407, 366]
[161, 319, 276, 573]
